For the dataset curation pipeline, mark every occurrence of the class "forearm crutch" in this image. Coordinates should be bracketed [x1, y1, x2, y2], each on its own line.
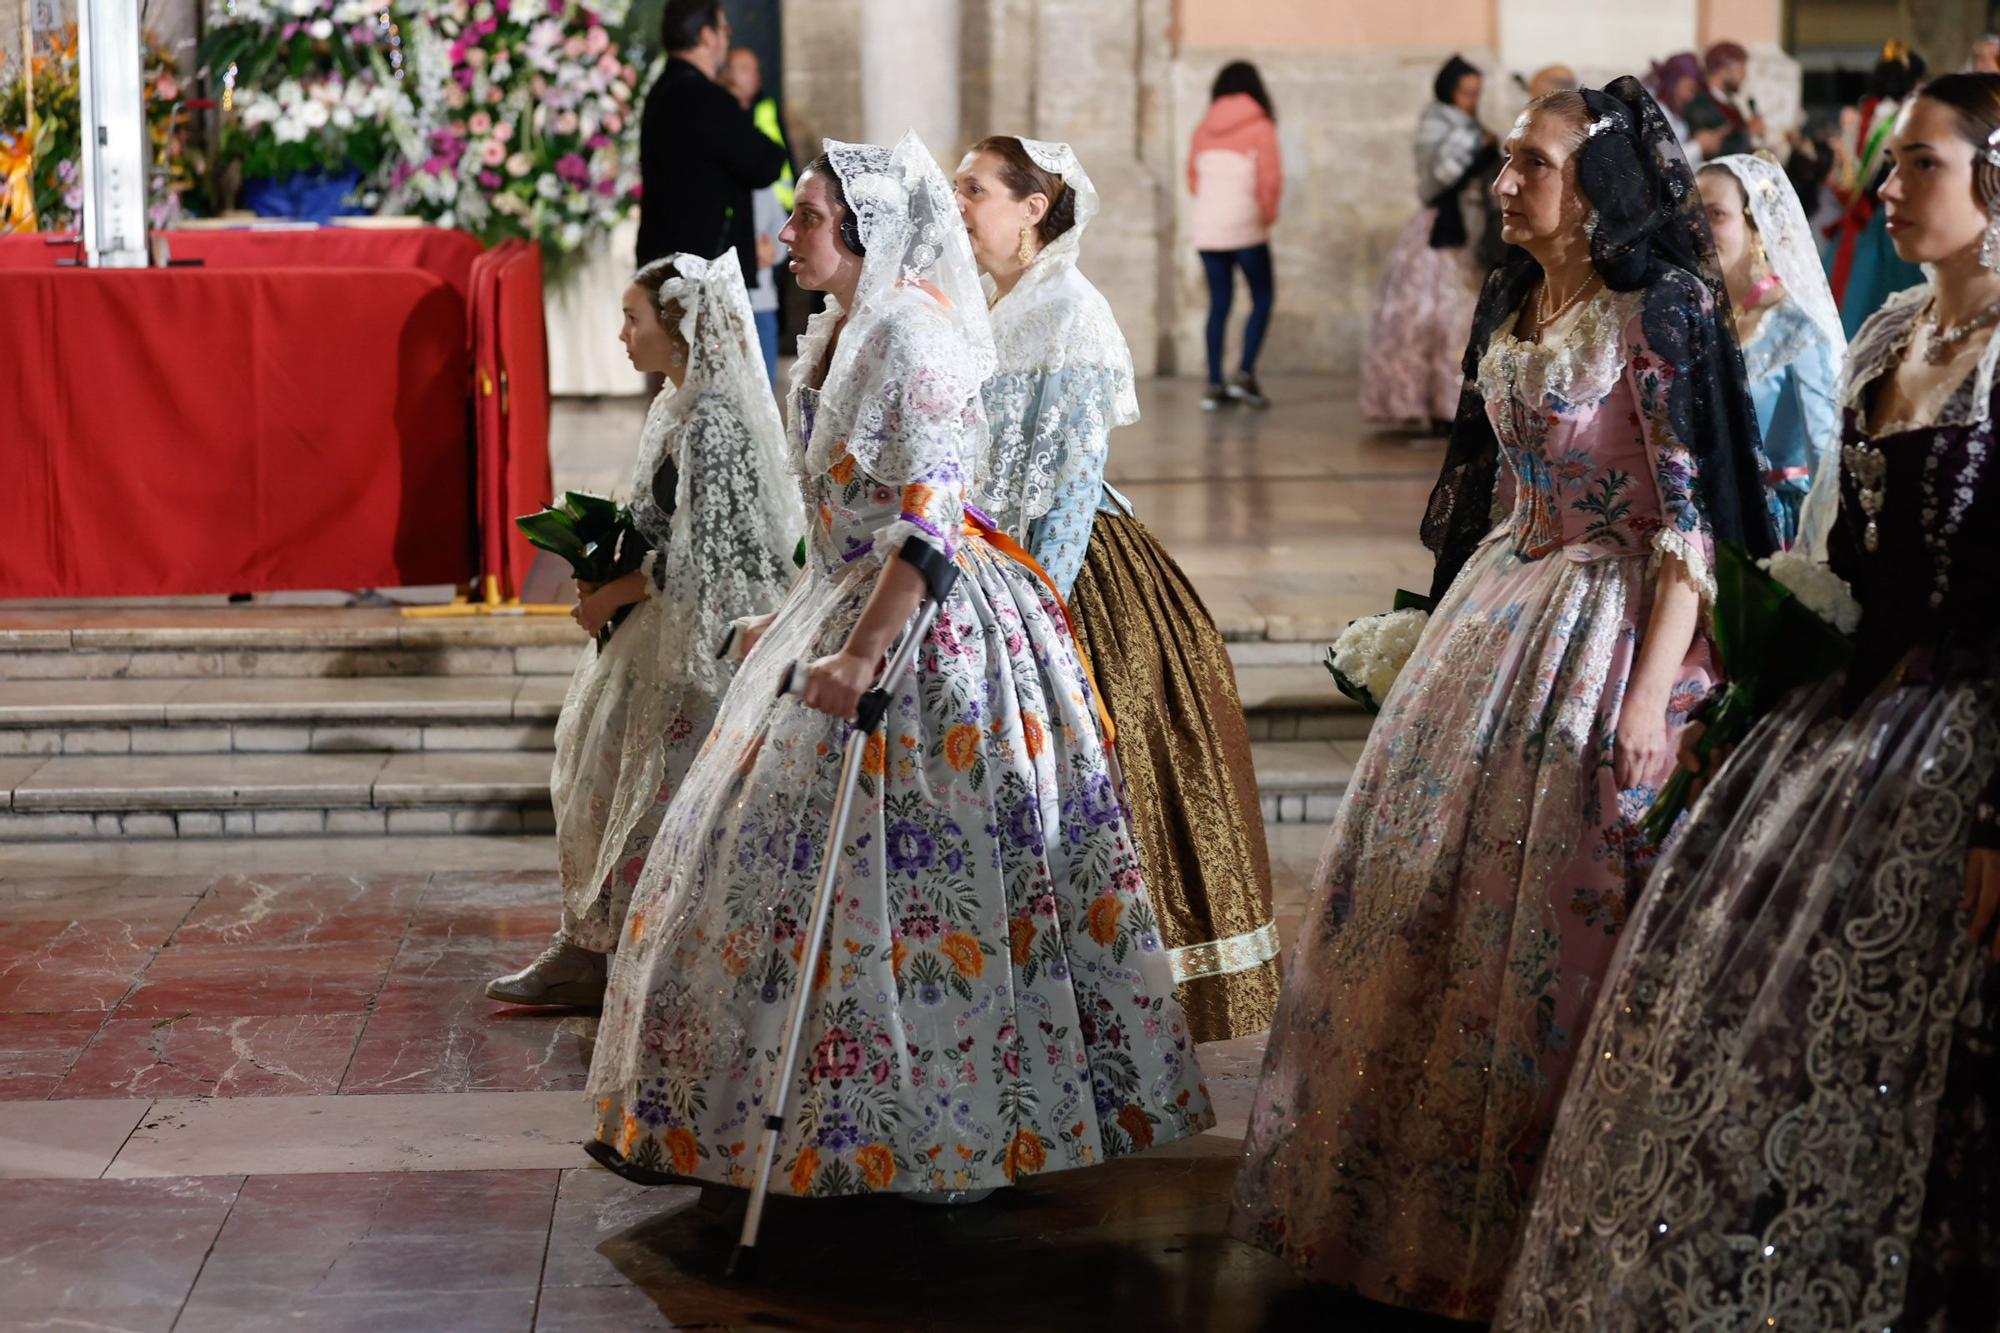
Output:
[728, 540, 959, 1280]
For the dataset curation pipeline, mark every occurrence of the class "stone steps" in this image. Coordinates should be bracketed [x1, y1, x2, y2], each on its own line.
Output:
[0, 610, 1366, 839]
[0, 740, 1356, 841]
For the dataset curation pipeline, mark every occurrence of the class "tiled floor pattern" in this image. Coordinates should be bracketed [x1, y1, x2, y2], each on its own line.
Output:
[0, 824, 1417, 1332]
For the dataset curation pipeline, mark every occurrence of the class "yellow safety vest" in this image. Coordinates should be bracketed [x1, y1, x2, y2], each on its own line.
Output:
[753, 97, 795, 212]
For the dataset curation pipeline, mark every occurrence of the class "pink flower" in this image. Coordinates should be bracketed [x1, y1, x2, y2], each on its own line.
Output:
[563, 35, 587, 59]
[596, 52, 621, 79]
[480, 138, 507, 166]
[478, 170, 502, 188]
[585, 24, 609, 54]
[468, 110, 493, 134]
[155, 74, 180, 100]
[486, 86, 504, 105]
[602, 112, 622, 134]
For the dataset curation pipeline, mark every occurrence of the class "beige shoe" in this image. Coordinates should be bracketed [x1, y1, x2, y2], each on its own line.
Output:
[485, 938, 607, 1008]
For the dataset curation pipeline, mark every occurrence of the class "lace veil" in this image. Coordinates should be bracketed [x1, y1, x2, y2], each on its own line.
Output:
[551, 252, 797, 919]
[978, 138, 1140, 530]
[788, 131, 997, 496]
[1708, 153, 1848, 559]
[1421, 76, 1780, 601]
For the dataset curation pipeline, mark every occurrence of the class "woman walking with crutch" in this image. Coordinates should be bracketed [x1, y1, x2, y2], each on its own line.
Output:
[583, 132, 1212, 1256]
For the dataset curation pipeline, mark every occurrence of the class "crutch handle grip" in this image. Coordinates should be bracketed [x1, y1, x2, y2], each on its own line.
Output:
[714, 624, 738, 660]
[776, 661, 810, 699]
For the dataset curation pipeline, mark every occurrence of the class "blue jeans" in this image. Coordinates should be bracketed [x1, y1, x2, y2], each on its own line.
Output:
[1199, 244, 1274, 384]
[754, 309, 779, 385]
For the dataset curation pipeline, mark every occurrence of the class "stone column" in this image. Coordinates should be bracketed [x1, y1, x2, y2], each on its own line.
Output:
[861, 0, 960, 152]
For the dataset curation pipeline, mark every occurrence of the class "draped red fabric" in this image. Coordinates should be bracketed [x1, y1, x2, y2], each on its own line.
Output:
[0, 266, 474, 597]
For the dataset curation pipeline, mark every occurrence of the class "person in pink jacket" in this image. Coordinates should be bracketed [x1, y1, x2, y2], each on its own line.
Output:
[1189, 62, 1282, 410]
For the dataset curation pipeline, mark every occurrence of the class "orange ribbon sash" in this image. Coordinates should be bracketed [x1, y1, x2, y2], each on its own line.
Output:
[960, 514, 1116, 747]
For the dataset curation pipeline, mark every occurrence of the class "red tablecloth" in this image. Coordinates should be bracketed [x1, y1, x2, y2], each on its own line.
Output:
[0, 227, 485, 301]
[0, 268, 473, 597]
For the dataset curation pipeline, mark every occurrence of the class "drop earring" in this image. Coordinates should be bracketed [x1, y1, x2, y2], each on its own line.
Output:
[1016, 226, 1035, 267]
[1982, 207, 2000, 272]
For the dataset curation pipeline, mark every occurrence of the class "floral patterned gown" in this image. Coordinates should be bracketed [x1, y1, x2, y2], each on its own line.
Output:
[585, 292, 1212, 1196]
[1232, 285, 1718, 1318]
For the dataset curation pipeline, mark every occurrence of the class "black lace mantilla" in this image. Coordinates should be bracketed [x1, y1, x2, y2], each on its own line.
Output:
[1421, 75, 1778, 602]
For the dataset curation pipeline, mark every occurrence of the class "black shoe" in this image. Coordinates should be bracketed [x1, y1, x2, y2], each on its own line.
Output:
[1226, 373, 1269, 409]
[1201, 383, 1232, 412]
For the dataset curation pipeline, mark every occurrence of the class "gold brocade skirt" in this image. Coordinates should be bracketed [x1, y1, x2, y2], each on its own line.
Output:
[1069, 510, 1279, 1042]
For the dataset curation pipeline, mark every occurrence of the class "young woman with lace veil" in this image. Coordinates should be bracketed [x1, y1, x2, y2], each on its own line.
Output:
[952, 136, 1279, 1044]
[1496, 73, 2000, 1333]
[1229, 78, 1778, 1321]
[485, 254, 795, 1009]
[1699, 153, 1845, 546]
[583, 132, 1211, 1200]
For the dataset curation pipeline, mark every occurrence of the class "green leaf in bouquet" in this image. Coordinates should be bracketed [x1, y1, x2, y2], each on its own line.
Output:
[792, 536, 807, 570]
[1323, 646, 1382, 715]
[561, 491, 623, 534]
[1637, 542, 1854, 845]
[1392, 588, 1436, 614]
[515, 506, 591, 574]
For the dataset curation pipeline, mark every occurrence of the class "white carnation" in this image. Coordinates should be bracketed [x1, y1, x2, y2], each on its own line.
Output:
[1760, 550, 1862, 635]
[1330, 607, 1430, 706]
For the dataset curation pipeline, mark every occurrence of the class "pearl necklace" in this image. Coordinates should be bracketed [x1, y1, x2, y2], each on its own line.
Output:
[1534, 271, 1600, 331]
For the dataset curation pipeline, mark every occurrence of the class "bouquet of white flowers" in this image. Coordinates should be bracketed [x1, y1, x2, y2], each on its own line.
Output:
[1324, 589, 1433, 714]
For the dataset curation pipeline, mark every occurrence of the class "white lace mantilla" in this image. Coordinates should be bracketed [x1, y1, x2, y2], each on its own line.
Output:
[1476, 287, 1646, 412]
[551, 252, 796, 925]
[785, 132, 994, 493]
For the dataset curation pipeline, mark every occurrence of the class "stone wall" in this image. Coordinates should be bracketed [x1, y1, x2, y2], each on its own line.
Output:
[1167, 46, 1500, 379]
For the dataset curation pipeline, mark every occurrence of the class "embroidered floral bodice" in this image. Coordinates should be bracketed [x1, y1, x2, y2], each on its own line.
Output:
[1476, 287, 1714, 591]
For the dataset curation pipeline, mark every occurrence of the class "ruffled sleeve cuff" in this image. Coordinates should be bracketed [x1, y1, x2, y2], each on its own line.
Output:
[1649, 527, 1717, 608]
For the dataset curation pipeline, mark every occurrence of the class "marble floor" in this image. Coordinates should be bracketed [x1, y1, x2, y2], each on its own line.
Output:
[0, 828, 1496, 1333]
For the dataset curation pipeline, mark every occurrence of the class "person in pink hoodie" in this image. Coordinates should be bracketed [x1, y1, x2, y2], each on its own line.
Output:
[1189, 62, 1282, 410]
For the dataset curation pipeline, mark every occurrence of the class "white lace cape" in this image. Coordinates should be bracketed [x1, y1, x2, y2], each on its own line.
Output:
[978, 139, 1138, 529]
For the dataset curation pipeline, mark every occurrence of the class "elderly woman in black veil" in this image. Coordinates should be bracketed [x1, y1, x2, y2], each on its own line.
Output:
[1230, 78, 1777, 1321]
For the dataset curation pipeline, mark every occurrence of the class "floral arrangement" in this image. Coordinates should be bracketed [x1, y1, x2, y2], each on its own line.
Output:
[517, 490, 645, 644]
[1757, 548, 1862, 634]
[0, 27, 197, 233]
[201, 0, 413, 213]
[1325, 596, 1432, 715]
[386, 0, 643, 266]
[1638, 543, 1855, 842]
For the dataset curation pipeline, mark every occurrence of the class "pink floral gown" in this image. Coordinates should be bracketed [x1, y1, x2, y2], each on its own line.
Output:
[1232, 286, 1718, 1319]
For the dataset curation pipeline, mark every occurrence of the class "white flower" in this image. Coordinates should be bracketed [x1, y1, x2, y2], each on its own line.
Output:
[276, 78, 304, 106]
[273, 112, 309, 144]
[1330, 607, 1430, 706]
[505, 152, 532, 178]
[298, 99, 331, 129]
[331, 105, 356, 130]
[536, 173, 561, 200]
[309, 17, 333, 39]
[1760, 551, 1862, 635]
[560, 221, 584, 250]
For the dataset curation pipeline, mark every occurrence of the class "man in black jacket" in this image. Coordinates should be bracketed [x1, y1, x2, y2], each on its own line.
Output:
[636, 0, 789, 286]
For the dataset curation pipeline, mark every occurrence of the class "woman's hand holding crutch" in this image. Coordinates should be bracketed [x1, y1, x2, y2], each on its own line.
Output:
[793, 546, 931, 718]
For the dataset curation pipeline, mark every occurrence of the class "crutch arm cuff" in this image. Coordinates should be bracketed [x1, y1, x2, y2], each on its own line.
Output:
[896, 537, 959, 605]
